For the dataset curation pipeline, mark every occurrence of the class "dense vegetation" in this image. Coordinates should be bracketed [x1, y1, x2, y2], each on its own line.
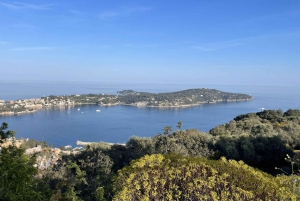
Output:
[42, 88, 253, 107]
[0, 88, 253, 115]
[1, 109, 300, 200]
[210, 109, 300, 149]
[0, 123, 47, 200]
[113, 154, 296, 200]
[102, 88, 253, 106]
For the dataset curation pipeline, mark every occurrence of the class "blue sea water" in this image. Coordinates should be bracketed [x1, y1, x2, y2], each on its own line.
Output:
[0, 81, 299, 148]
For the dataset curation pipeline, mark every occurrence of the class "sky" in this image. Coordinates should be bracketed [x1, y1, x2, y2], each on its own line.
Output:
[0, 0, 300, 86]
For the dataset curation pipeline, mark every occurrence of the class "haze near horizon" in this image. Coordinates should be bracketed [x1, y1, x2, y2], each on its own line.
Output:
[1, 0, 299, 86]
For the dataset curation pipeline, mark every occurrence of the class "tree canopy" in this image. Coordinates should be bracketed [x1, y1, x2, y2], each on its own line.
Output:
[0, 122, 44, 201]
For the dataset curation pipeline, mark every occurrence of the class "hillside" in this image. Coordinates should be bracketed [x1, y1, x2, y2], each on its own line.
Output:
[101, 88, 253, 107]
[4, 109, 300, 200]
[0, 88, 253, 115]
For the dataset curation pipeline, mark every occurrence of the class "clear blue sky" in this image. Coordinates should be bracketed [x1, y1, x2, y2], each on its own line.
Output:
[1, 0, 300, 86]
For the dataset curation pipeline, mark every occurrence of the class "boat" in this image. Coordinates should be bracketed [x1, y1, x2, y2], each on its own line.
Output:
[77, 108, 80, 111]
[96, 109, 101, 112]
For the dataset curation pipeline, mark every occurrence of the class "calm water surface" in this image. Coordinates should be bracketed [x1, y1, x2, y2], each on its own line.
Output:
[1, 81, 299, 147]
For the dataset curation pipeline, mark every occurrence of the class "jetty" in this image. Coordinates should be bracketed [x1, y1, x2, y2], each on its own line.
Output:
[76, 140, 125, 146]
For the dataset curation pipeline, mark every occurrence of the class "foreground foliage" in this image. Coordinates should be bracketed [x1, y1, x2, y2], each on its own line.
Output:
[1, 109, 300, 200]
[113, 154, 299, 201]
[0, 123, 46, 200]
[210, 109, 300, 149]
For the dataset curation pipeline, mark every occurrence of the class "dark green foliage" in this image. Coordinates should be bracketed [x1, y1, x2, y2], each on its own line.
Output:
[154, 126, 173, 154]
[0, 122, 15, 144]
[92, 129, 215, 173]
[256, 109, 284, 123]
[284, 109, 300, 117]
[215, 134, 294, 174]
[2, 109, 300, 200]
[207, 109, 300, 174]
[95, 187, 106, 201]
[44, 146, 113, 201]
[106, 144, 130, 172]
[42, 88, 253, 107]
[0, 122, 47, 201]
[0, 146, 42, 201]
[43, 162, 81, 200]
[176, 121, 183, 130]
[210, 109, 300, 149]
[125, 136, 154, 163]
[115, 88, 252, 106]
[153, 129, 215, 157]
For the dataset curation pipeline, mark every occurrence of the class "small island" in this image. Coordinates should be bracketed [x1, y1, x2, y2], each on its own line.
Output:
[0, 88, 253, 115]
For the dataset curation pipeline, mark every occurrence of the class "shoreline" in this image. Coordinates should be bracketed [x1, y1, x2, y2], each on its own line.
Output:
[76, 140, 125, 146]
[0, 98, 254, 116]
[0, 110, 36, 116]
[0, 88, 254, 116]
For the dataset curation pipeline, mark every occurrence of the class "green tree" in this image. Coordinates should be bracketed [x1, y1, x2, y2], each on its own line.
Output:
[125, 136, 154, 162]
[176, 121, 183, 130]
[0, 122, 15, 144]
[0, 122, 44, 201]
[215, 134, 293, 174]
[163, 125, 172, 135]
[154, 126, 172, 154]
[71, 146, 113, 200]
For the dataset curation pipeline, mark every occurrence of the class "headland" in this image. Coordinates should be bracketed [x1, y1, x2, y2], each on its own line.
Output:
[0, 88, 253, 115]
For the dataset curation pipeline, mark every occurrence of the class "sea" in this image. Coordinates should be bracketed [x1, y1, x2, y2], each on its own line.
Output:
[0, 80, 299, 148]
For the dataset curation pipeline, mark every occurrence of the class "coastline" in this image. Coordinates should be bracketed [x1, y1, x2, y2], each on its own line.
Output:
[0, 110, 37, 116]
[0, 98, 254, 116]
[0, 88, 254, 116]
[76, 140, 125, 146]
[1, 86, 299, 149]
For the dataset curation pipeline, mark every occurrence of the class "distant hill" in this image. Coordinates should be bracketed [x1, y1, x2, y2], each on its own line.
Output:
[0, 88, 253, 115]
[100, 88, 254, 107]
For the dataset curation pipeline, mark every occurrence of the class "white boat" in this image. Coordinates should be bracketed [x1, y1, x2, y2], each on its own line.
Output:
[96, 109, 101, 112]
[77, 108, 80, 111]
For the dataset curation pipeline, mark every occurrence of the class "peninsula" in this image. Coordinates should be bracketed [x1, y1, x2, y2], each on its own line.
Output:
[0, 88, 253, 115]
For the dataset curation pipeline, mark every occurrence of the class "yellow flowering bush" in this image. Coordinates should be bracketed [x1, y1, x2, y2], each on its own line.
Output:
[113, 154, 298, 201]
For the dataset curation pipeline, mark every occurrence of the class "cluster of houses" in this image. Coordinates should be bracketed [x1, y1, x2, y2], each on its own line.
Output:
[8, 98, 44, 108]
[6, 98, 76, 108]
[41, 97, 76, 107]
[0, 97, 78, 114]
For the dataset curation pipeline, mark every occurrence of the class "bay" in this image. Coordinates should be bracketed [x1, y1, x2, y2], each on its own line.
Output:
[0, 81, 299, 148]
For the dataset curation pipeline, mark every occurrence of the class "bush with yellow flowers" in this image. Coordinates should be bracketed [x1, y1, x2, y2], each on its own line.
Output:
[113, 154, 299, 201]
